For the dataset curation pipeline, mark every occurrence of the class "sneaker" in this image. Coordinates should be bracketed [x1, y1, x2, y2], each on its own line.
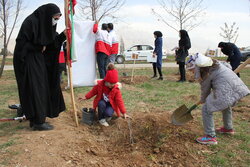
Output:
[99, 119, 109, 127]
[106, 117, 112, 122]
[216, 127, 235, 135]
[196, 135, 217, 145]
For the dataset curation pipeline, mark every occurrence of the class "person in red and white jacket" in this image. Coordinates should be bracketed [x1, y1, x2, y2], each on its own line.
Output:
[107, 23, 119, 63]
[93, 22, 112, 79]
[79, 63, 130, 127]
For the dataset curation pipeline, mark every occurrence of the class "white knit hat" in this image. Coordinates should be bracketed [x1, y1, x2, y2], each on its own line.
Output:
[186, 53, 213, 69]
[195, 53, 213, 67]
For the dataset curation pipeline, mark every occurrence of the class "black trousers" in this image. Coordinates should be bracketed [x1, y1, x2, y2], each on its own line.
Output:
[178, 62, 186, 81]
[152, 63, 162, 77]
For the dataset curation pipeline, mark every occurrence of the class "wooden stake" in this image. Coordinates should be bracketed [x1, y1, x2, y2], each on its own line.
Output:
[64, 0, 79, 127]
[131, 54, 137, 82]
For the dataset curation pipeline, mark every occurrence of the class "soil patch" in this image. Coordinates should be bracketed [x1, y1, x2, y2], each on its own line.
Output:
[120, 75, 150, 84]
[4, 109, 209, 167]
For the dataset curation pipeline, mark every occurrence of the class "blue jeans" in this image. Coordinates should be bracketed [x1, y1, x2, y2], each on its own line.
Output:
[98, 100, 114, 120]
[97, 52, 108, 79]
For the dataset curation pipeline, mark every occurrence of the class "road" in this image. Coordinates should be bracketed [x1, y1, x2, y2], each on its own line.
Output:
[2, 63, 179, 71]
[2, 63, 250, 71]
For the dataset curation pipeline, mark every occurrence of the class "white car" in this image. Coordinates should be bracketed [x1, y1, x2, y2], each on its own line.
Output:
[116, 45, 167, 64]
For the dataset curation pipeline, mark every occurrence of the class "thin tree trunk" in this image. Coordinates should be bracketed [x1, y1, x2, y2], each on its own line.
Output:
[0, 55, 6, 77]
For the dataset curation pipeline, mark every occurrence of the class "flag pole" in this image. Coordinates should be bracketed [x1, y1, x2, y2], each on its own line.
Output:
[64, 0, 79, 127]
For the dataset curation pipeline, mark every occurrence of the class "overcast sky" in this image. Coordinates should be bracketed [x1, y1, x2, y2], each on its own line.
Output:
[9, 0, 250, 54]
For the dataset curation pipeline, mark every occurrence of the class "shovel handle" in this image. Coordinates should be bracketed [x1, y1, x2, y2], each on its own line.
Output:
[233, 58, 250, 74]
[187, 101, 201, 113]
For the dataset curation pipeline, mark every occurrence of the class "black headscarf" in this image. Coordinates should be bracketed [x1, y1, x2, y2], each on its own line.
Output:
[154, 31, 163, 37]
[218, 42, 233, 55]
[179, 29, 191, 50]
[32, 3, 61, 45]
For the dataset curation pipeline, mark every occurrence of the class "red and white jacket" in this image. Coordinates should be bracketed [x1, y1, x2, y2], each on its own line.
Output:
[109, 30, 119, 55]
[93, 24, 112, 56]
[85, 80, 126, 117]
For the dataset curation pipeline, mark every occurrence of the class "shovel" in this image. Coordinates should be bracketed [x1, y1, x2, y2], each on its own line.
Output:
[171, 101, 201, 125]
[171, 58, 250, 125]
[0, 116, 26, 122]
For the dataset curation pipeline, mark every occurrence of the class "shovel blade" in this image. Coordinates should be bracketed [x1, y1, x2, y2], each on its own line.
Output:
[171, 104, 193, 125]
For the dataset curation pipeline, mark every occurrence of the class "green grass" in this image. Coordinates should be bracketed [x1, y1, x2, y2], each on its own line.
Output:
[0, 67, 250, 166]
[0, 56, 13, 65]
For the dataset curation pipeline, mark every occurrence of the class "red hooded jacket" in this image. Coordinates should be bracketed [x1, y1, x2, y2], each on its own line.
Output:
[85, 80, 126, 117]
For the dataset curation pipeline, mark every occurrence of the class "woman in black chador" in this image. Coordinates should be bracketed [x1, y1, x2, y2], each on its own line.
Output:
[13, 3, 66, 131]
[175, 30, 191, 82]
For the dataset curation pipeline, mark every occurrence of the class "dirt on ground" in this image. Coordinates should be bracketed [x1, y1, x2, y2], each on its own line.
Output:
[2, 84, 249, 167]
[120, 75, 150, 84]
[1, 89, 211, 167]
[3, 111, 209, 167]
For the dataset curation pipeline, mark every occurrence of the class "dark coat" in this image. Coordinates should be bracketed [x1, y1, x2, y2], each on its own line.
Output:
[218, 42, 241, 70]
[153, 37, 163, 68]
[13, 4, 65, 124]
[176, 30, 191, 63]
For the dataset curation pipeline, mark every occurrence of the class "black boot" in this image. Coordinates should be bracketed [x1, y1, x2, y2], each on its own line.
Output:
[151, 63, 157, 78]
[33, 123, 54, 131]
[157, 67, 163, 80]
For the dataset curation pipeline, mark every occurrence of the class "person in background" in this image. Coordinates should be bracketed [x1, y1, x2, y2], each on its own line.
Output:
[93, 22, 111, 79]
[151, 31, 163, 80]
[175, 30, 191, 82]
[218, 42, 242, 77]
[79, 63, 129, 127]
[13, 3, 66, 131]
[186, 53, 249, 145]
[107, 23, 119, 64]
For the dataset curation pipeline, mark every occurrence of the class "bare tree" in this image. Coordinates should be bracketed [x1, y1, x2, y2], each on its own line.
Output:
[219, 22, 239, 43]
[152, 0, 205, 32]
[119, 36, 125, 55]
[0, 0, 24, 77]
[77, 0, 125, 22]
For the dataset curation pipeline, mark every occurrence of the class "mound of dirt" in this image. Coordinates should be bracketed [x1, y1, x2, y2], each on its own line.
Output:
[120, 75, 150, 84]
[6, 111, 208, 167]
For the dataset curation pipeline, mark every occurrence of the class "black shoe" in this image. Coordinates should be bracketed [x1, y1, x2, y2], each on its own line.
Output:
[33, 123, 54, 131]
[151, 75, 157, 78]
[29, 121, 34, 128]
[177, 79, 185, 82]
[157, 76, 163, 80]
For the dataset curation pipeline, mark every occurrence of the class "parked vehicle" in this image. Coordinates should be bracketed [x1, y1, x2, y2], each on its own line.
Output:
[116, 45, 167, 64]
[240, 46, 250, 62]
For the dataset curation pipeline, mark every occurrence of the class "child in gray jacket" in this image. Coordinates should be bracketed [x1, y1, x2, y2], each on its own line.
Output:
[186, 53, 250, 145]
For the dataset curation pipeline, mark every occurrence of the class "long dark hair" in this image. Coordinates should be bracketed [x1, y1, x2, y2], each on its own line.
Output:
[179, 29, 191, 50]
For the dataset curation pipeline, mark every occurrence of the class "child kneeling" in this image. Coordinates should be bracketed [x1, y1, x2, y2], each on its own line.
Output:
[186, 53, 250, 145]
[79, 63, 129, 126]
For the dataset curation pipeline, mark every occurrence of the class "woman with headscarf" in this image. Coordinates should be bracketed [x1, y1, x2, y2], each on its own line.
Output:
[152, 31, 163, 80]
[218, 42, 242, 77]
[13, 3, 66, 131]
[175, 30, 191, 82]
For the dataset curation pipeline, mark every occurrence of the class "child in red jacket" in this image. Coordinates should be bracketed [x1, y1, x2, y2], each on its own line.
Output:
[79, 63, 129, 126]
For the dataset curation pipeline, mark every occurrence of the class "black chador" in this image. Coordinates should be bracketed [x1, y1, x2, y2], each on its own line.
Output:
[13, 3, 66, 130]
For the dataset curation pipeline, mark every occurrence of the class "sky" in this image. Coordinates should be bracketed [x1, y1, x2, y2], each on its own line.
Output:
[7, 0, 250, 54]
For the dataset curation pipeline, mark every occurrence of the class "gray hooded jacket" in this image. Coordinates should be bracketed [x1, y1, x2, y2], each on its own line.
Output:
[199, 61, 250, 112]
